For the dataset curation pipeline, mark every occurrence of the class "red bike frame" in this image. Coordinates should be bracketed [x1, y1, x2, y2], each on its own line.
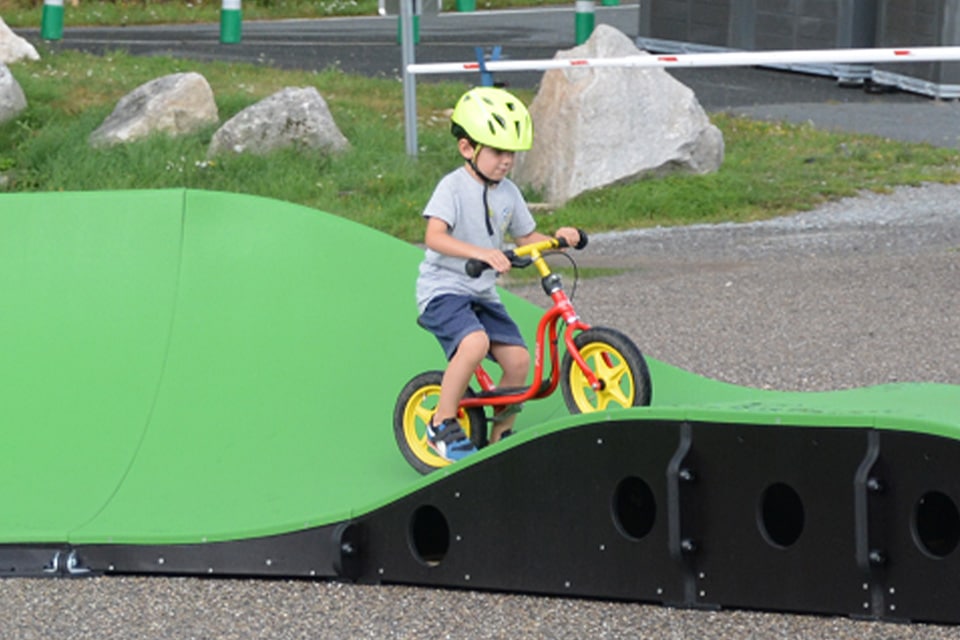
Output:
[458, 239, 603, 411]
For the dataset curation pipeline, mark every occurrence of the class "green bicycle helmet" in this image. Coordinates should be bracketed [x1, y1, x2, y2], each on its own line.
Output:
[450, 87, 533, 151]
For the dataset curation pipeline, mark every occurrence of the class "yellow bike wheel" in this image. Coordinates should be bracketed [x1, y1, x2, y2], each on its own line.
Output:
[393, 371, 487, 474]
[561, 327, 652, 414]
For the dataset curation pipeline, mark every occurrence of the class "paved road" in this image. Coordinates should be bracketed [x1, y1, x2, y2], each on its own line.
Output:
[17, 5, 960, 147]
[23, 5, 643, 88]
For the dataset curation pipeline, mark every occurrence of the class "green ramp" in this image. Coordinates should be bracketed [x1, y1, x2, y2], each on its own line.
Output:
[1, 189, 523, 545]
[1, 190, 183, 543]
[0, 189, 957, 562]
[5, 189, 960, 624]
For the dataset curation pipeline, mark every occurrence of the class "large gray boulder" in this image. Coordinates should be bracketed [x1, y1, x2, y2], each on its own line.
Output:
[0, 63, 27, 125]
[208, 86, 349, 157]
[512, 25, 724, 206]
[89, 72, 219, 147]
[0, 18, 39, 64]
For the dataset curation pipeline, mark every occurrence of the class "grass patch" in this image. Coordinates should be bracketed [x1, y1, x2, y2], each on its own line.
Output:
[2, 49, 959, 243]
[549, 114, 960, 233]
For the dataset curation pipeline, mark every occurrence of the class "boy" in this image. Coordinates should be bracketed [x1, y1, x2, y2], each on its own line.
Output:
[416, 86, 581, 463]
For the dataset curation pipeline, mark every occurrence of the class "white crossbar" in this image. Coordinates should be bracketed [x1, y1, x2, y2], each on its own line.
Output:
[407, 46, 960, 75]
[402, 43, 960, 156]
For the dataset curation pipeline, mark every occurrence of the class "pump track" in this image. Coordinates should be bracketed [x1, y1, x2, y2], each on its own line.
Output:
[2, 189, 960, 624]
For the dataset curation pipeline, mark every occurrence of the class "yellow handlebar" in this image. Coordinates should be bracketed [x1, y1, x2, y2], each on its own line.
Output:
[464, 232, 584, 279]
[512, 237, 563, 259]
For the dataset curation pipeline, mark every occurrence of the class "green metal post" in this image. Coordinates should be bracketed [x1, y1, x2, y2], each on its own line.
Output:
[396, 14, 420, 44]
[575, 0, 595, 45]
[220, 0, 242, 44]
[40, 0, 64, 41]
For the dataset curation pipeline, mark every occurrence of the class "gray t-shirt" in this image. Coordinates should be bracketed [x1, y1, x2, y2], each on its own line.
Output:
[416, 167, 537, 314]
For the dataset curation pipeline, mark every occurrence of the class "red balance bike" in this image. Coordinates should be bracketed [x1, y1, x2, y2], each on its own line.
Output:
[394, 233, 652, 474]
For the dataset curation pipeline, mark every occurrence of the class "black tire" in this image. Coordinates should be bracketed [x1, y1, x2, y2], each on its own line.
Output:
[393, 370, 488, 474]
[560, 327, 652, 414]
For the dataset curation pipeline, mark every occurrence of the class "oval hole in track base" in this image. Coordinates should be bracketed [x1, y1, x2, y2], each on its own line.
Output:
[409, 505, 450, 566]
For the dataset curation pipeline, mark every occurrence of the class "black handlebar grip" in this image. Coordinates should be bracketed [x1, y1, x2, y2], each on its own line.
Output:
[555, 230, 589, 250]
[465, 249, 519, 278]
[465, 258, 489, 278]
[575, 228, 589, 250]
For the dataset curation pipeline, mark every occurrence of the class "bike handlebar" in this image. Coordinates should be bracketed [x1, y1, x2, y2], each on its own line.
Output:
[465, 229, 588, 278]
[465, 251, 521, 278]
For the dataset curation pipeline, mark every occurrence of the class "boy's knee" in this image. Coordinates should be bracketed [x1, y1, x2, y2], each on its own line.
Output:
[497, 344, 530, 375]
[512, 347, 531, 371]
[457, 330, 490, 359]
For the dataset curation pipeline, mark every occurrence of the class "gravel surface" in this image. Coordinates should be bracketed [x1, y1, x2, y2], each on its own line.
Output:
[3, 183, 960, 639]
[566, 182, 960, 392]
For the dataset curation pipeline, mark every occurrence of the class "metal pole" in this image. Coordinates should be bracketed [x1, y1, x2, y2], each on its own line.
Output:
[400, 0, 418, 158]
[220, 0, 242, 44]
[40, 0, 64, 40]
[574, 0, 595, 45]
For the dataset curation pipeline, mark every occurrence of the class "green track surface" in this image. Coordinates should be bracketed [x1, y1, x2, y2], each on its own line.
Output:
[2, 189, 958, 546]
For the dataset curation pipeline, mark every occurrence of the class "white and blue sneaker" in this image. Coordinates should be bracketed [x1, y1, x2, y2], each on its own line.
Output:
[426, 418, 478, 463]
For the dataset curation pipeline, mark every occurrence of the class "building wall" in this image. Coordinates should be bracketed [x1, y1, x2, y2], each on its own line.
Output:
[638, 0, 958, 88]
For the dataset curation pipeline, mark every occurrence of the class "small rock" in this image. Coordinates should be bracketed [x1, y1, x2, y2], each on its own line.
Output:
[207, 86, 349, 157]
[89, 72, 219, 147]
[0, 63, 27, 125]
[513, 25, 724, 205]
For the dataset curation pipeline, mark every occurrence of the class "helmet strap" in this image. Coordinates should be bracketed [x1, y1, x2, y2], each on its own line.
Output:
[468, 143, 500, 186]
[481, 182, 495, 236]
[469, 143, 498, 236]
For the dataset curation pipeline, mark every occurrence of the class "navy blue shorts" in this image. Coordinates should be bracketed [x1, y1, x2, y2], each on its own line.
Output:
[418, 294, 526, 361]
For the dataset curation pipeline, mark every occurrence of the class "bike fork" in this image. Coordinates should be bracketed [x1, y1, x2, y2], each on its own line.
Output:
[565, 326, 604, 391]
